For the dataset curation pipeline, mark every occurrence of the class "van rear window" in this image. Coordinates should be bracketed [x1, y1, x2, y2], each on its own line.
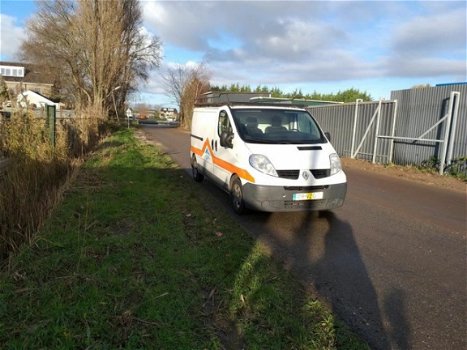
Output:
[231, 109, 326, 144]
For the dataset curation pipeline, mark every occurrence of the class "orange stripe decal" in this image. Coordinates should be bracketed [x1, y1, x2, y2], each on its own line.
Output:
[191, 139, 255, 183]
[191, 145, 204, 157]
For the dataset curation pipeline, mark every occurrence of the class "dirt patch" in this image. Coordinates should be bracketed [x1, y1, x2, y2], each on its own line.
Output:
[342, 158, 466, 193]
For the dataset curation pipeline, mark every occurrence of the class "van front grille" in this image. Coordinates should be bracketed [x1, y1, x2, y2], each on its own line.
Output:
[277, 169, 331, 180]
[276, 170, 299, 179]
[311, 169, 330, 179]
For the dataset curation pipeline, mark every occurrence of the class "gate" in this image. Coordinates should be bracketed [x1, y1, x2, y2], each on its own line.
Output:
[376, 91, 461, 174]
[308, 89, 463, 175]
[308, 100, 396, 163]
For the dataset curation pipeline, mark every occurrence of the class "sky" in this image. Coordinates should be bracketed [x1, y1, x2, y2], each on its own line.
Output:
[0, 0, 466, 107]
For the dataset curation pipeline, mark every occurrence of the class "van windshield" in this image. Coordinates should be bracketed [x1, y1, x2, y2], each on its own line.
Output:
[231, 109, 326, 144]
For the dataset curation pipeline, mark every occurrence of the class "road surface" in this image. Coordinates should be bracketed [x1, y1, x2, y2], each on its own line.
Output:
[140, 125, 466, 350]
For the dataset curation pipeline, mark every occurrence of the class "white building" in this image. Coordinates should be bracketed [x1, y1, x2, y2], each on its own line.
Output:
[160, 107, 178, 121]
[17, 90, 61, 110]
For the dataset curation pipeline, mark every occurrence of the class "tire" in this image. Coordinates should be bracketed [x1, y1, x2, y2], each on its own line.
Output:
[230, 176, 246, 214]
[191, 156, 204, 182]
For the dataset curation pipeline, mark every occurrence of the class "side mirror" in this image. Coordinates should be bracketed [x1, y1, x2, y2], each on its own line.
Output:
[220, 131, 234, 148]
[325, 132, 331, 142]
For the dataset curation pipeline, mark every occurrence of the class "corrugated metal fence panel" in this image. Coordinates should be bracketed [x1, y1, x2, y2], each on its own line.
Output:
[390, 84, 467, 165]
[452, 90, 467, 159]
[307, 101, 395, 162]
[307, 85, 466, 167]
[376, 102, 396, 163]
[307, 103, 354, 157]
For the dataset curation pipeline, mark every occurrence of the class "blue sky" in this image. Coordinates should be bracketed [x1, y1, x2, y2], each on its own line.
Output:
[1, 0, 466, 107]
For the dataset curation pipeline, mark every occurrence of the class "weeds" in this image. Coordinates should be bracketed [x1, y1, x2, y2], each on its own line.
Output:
[0, 110, 111, 259]
[419, 156, 467, 180]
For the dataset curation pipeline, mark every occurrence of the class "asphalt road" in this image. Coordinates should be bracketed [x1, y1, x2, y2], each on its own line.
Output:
[140, 125, 466, 350]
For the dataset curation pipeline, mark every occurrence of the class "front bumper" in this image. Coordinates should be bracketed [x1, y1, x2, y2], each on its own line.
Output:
[242, 182, 347, 212]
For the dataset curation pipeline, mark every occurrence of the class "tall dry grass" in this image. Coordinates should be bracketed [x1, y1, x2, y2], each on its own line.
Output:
[0, 110, 110, 259]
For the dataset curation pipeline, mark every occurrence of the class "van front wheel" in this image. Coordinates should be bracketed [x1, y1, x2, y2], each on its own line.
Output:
[191, 156, 204, 182]
[231, 177, 245, 214]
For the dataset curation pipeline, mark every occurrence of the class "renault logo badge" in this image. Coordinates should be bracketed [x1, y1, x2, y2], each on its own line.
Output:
[302, 171, 309, 180]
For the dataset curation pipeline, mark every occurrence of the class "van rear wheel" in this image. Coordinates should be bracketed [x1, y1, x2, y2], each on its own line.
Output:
[191, 156, 204, 182]
[231, 176, 245, 214]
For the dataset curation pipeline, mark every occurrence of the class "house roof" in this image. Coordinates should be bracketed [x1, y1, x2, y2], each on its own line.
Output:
[18, 90, 58, 106]
[0, 61, 25, 67]
[22, 89, 51, 100]
[0, 61, 54, 85]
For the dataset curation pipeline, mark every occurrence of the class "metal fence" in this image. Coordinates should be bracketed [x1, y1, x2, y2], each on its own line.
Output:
[390, 84, 467, 166]
[0, 108, 102, 162]
[307, 84, 466, 173]
[307, 100, 396, 162]
[0, 107, 75, 120]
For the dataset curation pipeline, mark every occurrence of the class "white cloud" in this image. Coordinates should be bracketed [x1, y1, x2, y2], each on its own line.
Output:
[142, 1, 214, 51]
[385, 8, 466, 78]
[0, 14, 27, 59]
[383, 57, 467, 78]
[140, 0, 467, 95]
[391, 10, 466, 55]
[243, 20, 347, 62]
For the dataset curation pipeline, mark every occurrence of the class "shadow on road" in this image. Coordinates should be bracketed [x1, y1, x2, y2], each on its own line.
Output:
[243, 210, 394, 349]
[191, 174, 411, 349]
[384, 288, 411, 349]
[316, 211, 391, 349]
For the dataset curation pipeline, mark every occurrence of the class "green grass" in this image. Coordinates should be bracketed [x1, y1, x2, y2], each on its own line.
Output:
[0, 129, 367, 349]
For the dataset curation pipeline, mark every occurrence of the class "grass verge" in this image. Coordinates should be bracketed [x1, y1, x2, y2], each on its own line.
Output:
[0, 129, 367, 349]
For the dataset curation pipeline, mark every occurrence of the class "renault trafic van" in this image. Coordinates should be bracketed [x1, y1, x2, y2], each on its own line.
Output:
[190, 103, 346, 214]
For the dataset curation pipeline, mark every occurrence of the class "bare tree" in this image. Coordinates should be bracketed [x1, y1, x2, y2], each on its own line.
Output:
[21, 0, 161, 118]
[135, 103, 151, 119]
[161, 63, 210, 128]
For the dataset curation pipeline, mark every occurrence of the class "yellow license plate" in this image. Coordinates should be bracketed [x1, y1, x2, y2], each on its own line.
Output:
[292, 192, 324, 201]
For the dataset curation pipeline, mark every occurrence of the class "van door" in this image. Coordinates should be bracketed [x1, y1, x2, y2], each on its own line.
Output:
[190, 109, 213, 177]
[212, 110, 236, 189]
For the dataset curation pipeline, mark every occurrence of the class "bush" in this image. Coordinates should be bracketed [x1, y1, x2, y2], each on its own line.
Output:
[0, 110, 111, 259]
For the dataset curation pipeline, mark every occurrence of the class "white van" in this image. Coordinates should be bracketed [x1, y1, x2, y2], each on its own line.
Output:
[190, 104, 347, 214]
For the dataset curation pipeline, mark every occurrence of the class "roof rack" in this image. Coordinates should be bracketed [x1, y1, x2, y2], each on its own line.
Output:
[195, 92, 341, 108]
[250, 96, 342, 106]
[195, 101, 306, 108]
[195, 91, 269, 105]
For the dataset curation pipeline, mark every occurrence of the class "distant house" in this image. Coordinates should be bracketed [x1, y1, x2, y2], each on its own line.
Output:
[160, 107, 178, 121]
[0, 61, 54, 98]
[17, 90, 62, 110]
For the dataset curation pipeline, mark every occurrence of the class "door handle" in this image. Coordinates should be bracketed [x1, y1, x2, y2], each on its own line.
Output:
[211, 139, 214, 150]
[215, 140, 218, 151]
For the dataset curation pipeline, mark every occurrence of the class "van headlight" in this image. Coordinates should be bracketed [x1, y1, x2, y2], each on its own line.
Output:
[249, 154, 278, 177]
[329, 153, 342, 175]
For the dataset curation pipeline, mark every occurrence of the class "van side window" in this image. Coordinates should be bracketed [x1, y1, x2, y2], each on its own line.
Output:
[218, 111, 231, 136]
